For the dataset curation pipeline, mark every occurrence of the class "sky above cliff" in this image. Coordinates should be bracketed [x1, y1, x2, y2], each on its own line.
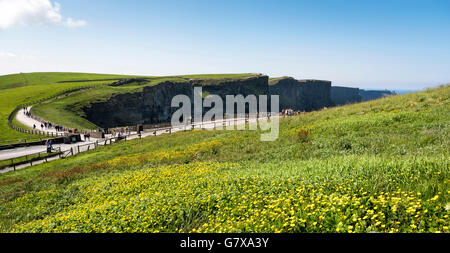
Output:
[0, 0, 449, 89]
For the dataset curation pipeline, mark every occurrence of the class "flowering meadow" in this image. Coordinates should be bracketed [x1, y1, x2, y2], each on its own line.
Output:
[0, 85, 449, 233]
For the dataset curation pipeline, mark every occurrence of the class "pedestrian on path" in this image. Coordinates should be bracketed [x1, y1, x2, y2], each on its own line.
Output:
[46, 139, 53, 153]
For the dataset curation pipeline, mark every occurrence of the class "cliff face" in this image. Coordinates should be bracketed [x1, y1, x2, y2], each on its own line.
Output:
[269, 78, 333, 112]
[83, 75, 338, 128]
[83, 82, 193, 128]
[359, 89, 395, 101]
[197, 75, 269, 100]
[83, 76, 268, 128]
[330, 86, 362, 106]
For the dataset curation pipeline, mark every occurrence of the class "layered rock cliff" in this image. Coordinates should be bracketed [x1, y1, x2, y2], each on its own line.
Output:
[83, 76, 269, 128]
[359, 89, 395, 101]
[268, 77, 333, 112]
[330, 86, 362, 106]
[83, 82, 194, 128]
[83, 76, 378, 128]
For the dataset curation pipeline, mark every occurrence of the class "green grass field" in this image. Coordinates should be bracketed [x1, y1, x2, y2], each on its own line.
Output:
[0, 85, 448, 233]
[0, 73, 147, 142]
[0, 72, 147, 90]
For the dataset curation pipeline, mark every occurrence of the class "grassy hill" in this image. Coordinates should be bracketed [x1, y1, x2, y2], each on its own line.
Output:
[0, 73, 131, 142]
[0, 72, 147, 90]
[0, 85, 448, 233]
[0, 72, 258, 142]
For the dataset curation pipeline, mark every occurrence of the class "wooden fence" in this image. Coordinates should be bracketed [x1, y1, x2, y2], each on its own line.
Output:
[0, 115, 274, 172]
[0, 147, 62, 171]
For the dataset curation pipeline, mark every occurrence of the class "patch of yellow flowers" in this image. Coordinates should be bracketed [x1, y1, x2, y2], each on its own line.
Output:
[12, 160, 449, 233]
[101, 139, 223, 168]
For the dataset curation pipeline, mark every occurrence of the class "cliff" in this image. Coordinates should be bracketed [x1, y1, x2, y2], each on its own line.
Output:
[330, 86, 362, 106]
[269, 77, 333, 112]
[83, 82, 193, 128]
[359, 89, 395, 101]
[81, 76, 350, 128]
[83, 76, 268, 128]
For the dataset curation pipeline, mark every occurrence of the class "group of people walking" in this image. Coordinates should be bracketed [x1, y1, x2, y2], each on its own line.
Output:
[23, 108, 31, 117]
[31, 122, 63, 132]
[281, 108, 295, 117]
[25, 108, 63, 132]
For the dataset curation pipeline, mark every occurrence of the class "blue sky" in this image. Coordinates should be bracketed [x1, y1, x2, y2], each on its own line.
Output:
[1, 0, 449, 89]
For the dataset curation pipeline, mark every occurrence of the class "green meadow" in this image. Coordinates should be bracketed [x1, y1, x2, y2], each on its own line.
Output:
[0, 84, 448, 233]
[0, 72, 143, 142]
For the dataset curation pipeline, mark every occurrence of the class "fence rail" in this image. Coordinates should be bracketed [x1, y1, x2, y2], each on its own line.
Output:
[0, 147, 62, 171]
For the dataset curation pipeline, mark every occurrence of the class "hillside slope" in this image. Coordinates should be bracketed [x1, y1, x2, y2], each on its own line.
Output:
[0, 85, 448, 233]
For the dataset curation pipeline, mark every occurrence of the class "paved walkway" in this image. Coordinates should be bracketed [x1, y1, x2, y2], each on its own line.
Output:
[2, 109, 278, 173]
[16, 107, 60, 135]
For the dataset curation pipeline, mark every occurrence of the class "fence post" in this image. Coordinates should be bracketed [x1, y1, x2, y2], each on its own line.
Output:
[70, 147, 73, 156]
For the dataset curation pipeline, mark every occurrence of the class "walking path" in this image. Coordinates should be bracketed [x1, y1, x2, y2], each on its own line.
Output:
[16, 107, 60, 135]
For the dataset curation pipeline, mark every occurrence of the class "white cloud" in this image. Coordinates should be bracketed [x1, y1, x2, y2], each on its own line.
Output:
[0, 51, 17, 57]
[0, 51, 35, 60]
[0, 0, 87, 29]
[65, 18, 87, 28]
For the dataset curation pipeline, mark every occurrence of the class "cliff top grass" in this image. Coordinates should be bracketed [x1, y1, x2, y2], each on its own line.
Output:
[269, 76, 295, 85]
[269, 76, 332, 86]
[0, 72, 149, 90]
[0, 85, 448, 233]
[0, 72, 262, 141]
[142, 73, 261, 86]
